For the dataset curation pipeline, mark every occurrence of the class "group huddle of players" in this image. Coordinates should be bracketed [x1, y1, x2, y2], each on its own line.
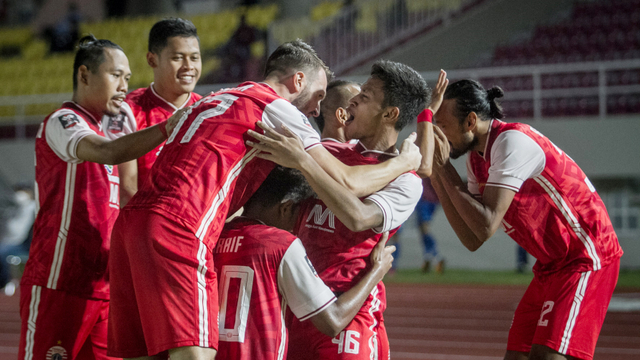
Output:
[18, 16, 622, 360]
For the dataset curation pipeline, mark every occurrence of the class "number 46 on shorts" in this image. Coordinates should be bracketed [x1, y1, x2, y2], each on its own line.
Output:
[332, 330, 361, 354]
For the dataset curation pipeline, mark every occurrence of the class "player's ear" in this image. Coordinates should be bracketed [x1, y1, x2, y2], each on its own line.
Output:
[336, 107, 348, 125]
[147, 52, 158, 68]
[383, 106, 400, 125]
[466, 111, 478, 131]
[78, 65, 90, 86]
[293, 71, 305, 93]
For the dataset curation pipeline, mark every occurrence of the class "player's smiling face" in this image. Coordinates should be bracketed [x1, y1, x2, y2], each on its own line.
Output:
[344, 76, 385, 141]
[435, 99, 477, 159]
[85, 48, 131, 117]
[151, 36, 201, 96]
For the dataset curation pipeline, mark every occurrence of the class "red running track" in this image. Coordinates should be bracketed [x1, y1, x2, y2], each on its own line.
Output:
[1, 284, 638, 359]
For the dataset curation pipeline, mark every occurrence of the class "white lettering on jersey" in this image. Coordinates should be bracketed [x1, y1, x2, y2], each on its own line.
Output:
[500, 219, 515, 235]
[216, 236, 244, 253]
[219, 265, 254, 342]
[305, 204, 335, 233]
[106, 165, 119, 209]
[332, 330, 361, 355]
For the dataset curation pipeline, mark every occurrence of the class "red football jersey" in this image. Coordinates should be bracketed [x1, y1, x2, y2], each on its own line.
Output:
[126, 82, 321, 250]
[467, 120, 623, 275]
[215, 217, 336, 360]
[294, 141, 421, 293]
[22, 102, 120, 299]
[103, 85, 203, 188]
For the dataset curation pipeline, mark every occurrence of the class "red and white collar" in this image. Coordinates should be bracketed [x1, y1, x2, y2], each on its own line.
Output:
[63, 101, 99, 125]
[150, 82, 192, 111]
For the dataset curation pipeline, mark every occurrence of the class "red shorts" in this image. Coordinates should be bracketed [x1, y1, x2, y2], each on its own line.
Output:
[18, 285, 117, 360]
[507, 258, 620, 360]
[287, 284, 389, 360]
[108, 209, 219, 358]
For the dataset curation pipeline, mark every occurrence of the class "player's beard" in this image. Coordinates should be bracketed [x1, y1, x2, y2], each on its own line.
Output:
[291, 86, 312, 115]
[450, 135, 478, 159]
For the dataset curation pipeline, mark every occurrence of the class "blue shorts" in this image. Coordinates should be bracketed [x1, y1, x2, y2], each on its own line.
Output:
[416, 199, 438, 223]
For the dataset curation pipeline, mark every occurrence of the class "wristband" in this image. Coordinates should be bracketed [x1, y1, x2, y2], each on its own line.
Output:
[159, 121, 168, 139]
[417, 108, 433, 123]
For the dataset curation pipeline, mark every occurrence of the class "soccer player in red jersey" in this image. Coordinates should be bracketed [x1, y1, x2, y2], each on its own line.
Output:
[19, 35, 178, 360]
[108, 41, 420, 360]
[214, 166, 395, 360]
[249, 61, 447, 360]
[103, 18, 203, 206]
[429, 79, 623, 360]
[313, 79, 360, 144]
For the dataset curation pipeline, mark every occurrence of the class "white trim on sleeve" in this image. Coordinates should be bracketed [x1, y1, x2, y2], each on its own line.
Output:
[366, 172, 422, 233]
[45, 109, 96, 163]
[278, 238, 336, 321]
[486, 130, 545, 192]
[262, 98, 321, 150]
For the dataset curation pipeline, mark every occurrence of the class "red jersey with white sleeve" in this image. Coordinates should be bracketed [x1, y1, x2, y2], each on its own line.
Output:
[102, 85, 203, 188]
[22, 101, 120, 300]
[126, 82, 321, 250]
[467, 119, 622, 275]
[294, 140, 422, 293]
[214, 217, 336, 360]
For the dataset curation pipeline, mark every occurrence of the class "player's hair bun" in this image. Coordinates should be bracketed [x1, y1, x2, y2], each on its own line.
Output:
[486, 86, 504, 101]
[78, 34, 98, 46]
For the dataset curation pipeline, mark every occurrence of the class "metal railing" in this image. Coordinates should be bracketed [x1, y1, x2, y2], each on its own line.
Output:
[415, 59, 640, 121]
[0, 59, 639, 139]
[269, 0, 480, 76]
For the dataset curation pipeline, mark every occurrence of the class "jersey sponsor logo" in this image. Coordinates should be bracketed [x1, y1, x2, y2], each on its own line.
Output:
[300, 114, 312, 127]
[58, 114, 80, 129]
[46, 346, 67, 360]
[304, 255, 319, 277]
[106, 112, 126, 133]
[305, 204, 336, 233]
[104, 164, 114, 175]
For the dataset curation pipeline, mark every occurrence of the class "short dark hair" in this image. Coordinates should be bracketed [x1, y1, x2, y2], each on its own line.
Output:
[148, 18, 199, 54]
[444, 79, 504, 123]
[73, 35, 123, 90]
[370, 60, 429, 131]
[244, 166, 314, 209]
[315, 79, 358, 132]
[263, 39, 333, 83]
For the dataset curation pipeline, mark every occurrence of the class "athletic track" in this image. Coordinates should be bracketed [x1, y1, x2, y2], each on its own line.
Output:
[1, 284, 638, 359]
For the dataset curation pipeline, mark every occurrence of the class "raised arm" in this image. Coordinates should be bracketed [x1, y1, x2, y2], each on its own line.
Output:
[247, 125, 420, 232]
[416, 70, 448, 178]
[249, 121, 420, 199]
[307, 138, 419, 197]
[310, 232, 394, 337]
[430, 126, 515, 250]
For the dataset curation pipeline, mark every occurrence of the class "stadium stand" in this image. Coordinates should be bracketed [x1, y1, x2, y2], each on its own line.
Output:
[475, 0, 640, 118]
[0, 3, 279, 121]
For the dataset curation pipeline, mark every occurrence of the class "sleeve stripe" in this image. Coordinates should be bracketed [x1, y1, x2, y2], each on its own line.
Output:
[298, 296, 337, 321]
[486, 182, 520, 191]
[305, 143, 322, 151]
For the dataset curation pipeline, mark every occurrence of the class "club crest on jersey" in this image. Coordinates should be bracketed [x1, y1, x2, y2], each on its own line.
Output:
[304, 256, 319, 277]
[300, 114, 312, 127]
[104, 164, 114, 175]
[107, 111, 126, 133]
[46, 346, 67, 360]
[58, 114, 80, 129]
